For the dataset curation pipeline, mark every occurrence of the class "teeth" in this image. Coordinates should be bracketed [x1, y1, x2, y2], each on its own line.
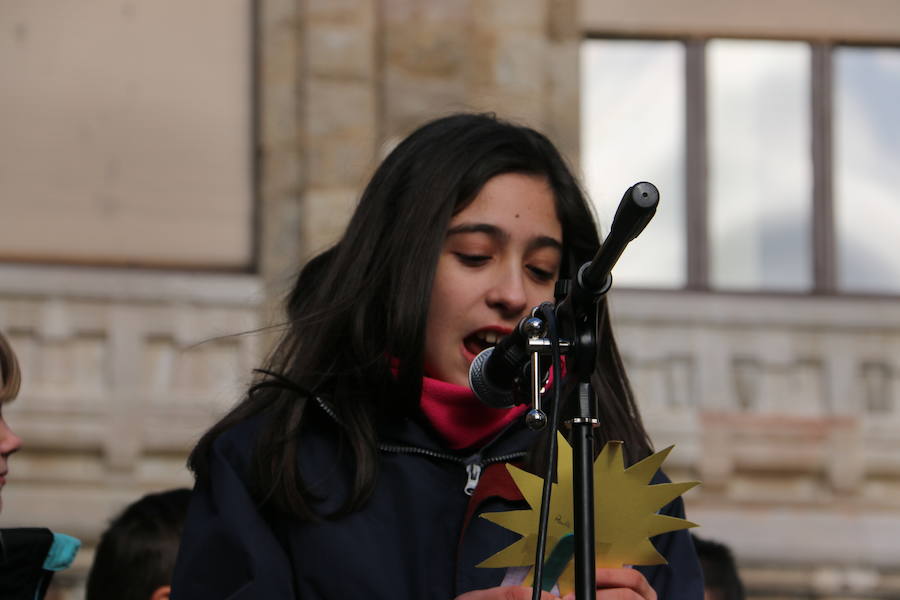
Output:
[476, 331, 501, 345]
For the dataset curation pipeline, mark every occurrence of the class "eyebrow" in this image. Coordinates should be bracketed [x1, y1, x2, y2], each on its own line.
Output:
[446, 223, 563, 252]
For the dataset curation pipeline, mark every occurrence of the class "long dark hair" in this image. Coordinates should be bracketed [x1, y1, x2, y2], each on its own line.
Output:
[188, 113, 651, 520]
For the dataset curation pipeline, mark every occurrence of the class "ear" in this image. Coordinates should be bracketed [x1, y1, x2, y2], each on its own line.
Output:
[150, 585, 171, 600]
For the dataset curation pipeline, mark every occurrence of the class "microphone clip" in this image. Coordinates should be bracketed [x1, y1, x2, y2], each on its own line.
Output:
[520, 314, 573, 431]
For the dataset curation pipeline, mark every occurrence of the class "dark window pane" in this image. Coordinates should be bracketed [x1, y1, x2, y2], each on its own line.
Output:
[581, 39, 686, 288]
[834, 46, 900, 294]
[708, 39, 813, 291]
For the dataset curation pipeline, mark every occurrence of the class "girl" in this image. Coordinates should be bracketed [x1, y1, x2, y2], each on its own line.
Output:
[172, 114, 701, 599]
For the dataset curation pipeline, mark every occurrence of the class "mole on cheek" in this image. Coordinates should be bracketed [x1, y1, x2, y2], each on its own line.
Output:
[515, 214, 520, 218]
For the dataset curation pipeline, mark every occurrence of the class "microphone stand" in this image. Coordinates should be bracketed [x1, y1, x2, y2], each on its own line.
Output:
[524, 182, 659, 600]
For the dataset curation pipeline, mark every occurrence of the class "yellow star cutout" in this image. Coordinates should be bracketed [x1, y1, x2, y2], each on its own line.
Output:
[478, 434, 699, 595]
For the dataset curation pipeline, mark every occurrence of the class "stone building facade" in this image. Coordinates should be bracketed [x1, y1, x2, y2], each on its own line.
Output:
[1, 1, 898, 598]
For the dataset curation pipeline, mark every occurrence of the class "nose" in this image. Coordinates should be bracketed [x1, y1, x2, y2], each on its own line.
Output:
[485, 266, 528, 319]
[0, 418, 22, 457]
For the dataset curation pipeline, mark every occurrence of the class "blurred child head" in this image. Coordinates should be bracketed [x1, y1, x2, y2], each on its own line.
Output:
[693, 534, 745, 600]
[85, 488, 192, 600]
[0, 331, 24, 513]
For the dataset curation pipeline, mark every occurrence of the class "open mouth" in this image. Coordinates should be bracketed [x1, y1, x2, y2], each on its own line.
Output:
[463, 329, 506, 357]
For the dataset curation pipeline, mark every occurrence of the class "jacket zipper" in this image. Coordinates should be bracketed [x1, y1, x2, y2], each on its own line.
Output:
[314, 395, 528, 495]
[464, 463, 482, 495]
[378, 444, 527, 496]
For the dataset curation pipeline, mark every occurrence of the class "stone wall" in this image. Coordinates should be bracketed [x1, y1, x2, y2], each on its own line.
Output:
[275, 0, 583, 271]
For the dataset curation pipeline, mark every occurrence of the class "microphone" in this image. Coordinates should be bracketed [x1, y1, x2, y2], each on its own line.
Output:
[468, 326, 530, 408]
[579, 182, 658, 294]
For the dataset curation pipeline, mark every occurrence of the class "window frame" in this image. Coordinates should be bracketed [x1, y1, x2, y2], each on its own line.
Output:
[582, 34, 900, 297]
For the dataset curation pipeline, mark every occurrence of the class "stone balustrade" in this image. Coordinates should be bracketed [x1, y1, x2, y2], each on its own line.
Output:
[0, 264, 264, 597]
[610, 288, 900, 596]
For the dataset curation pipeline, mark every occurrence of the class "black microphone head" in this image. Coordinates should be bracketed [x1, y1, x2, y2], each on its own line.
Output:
[468, 347, 516, 408]
[630, 181, 660, 208]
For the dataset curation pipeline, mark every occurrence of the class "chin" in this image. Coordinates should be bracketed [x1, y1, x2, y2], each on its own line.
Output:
[446, 371, 471, 389]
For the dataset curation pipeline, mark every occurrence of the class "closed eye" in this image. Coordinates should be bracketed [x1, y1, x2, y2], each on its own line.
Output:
[454, 252, 491, 266]
[527, 265, 555, 282]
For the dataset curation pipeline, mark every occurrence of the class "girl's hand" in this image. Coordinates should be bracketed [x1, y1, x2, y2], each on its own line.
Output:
[456, 568, 656, 600]
[455, 586, 556, 600]
[562, 568, 657, 600]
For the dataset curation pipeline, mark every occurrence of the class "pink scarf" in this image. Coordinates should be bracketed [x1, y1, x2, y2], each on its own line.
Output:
[419, 377, 527, 450]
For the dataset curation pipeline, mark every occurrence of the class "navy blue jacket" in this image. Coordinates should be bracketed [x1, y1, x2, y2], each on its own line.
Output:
[172, 402, 703, 599]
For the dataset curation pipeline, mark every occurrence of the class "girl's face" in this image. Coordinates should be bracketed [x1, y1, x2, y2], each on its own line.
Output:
[0, 405, 22, 512]
[424, 173, 563, 387]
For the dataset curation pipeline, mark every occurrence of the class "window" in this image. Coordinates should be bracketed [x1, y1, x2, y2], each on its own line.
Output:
[834, 47, 900, 294]
[581, 38, 900, 295]
[708, 39, 812, 291]
[581, 40, 686, 288]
